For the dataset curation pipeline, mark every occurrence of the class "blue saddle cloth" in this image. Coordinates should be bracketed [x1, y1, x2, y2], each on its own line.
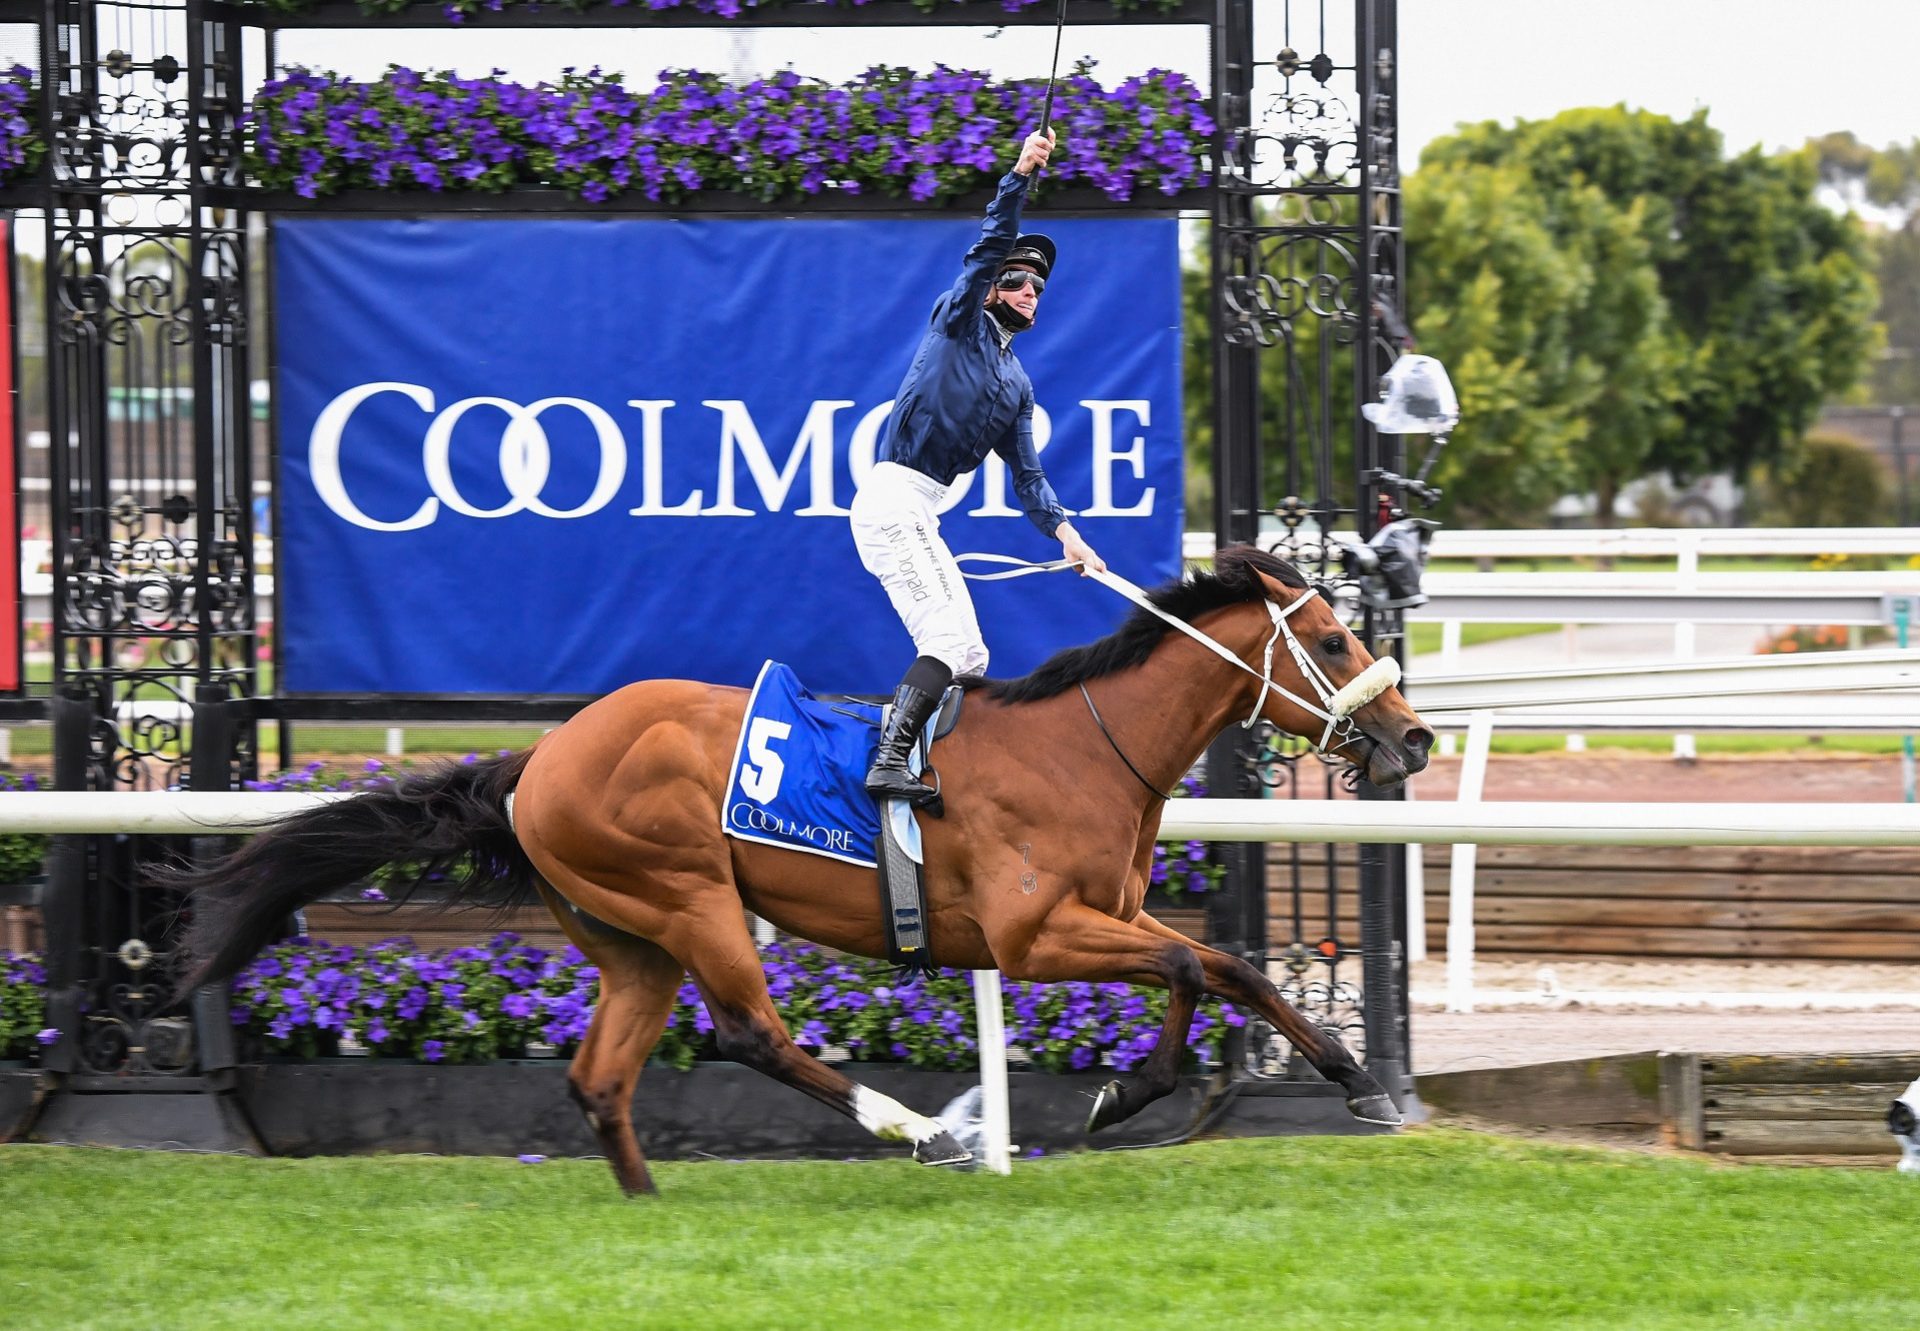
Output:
[723, 661, 885, 868]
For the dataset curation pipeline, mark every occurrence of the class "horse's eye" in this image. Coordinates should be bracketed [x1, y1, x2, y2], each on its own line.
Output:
[1320, 635, 1347, 656]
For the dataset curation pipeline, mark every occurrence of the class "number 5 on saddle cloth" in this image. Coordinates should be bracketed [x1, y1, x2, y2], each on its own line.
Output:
[721, 661, 962, 971]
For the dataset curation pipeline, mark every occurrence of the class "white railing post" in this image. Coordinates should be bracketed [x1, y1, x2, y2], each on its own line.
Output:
[1404, 780, 1426, 962]
[1437, 621, 1463, 757]
[1446, 710, 1494, 1013]
[970, 969, 1013, 1175]
[1673, 533, 1699, 761]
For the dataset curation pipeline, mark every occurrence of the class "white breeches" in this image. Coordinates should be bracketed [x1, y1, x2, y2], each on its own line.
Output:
[849, 462, 990, 677]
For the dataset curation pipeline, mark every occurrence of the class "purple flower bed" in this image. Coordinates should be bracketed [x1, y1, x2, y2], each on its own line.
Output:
[225, 932, 1243, 1073]
[0, 67, 41, 184]
[242, 754, 501, 794]
[1, 952, 48, 1060]
[248, 62, 1213, 203]
[1152, 773, 1227, 898]
[236, 0, 1186, 23]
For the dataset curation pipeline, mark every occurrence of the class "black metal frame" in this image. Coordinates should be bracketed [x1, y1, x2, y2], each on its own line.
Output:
[36, 0, 257, 1083]
[3, 210, 20, 699]
[25, 0, 1418, 1125]
[1204, 0, 1416, 1101]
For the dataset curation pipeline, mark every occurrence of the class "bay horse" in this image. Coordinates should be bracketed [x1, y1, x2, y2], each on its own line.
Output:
[174, 545, 1432, 1194]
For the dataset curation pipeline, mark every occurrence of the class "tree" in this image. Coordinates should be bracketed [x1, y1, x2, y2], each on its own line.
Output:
[1747, 431, 1895, 527]
[1808, 131, 1919, 407]
[1406, 157, 1666, 524]
[1413, 107, 1878, 520]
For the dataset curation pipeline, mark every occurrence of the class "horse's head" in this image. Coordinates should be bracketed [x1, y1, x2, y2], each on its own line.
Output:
[1232, 555, 1433, 789]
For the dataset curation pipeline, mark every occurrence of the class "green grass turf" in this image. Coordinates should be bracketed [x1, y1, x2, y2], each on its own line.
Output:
[1404, 620, 1557, 656]
[1, 1130, 1914, 1330]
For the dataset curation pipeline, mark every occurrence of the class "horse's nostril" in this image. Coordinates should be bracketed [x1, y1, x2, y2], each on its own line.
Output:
[1405, 728, 1434, 757]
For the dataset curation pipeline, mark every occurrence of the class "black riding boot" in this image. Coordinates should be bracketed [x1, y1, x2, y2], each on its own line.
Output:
[865, 683, 944, 808]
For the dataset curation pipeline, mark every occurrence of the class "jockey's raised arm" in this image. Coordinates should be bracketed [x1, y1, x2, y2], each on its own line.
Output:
[848, 126, 1104, 809]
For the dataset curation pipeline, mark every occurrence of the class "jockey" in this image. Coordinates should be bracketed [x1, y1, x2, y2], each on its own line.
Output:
[850, 127, 1107, 808]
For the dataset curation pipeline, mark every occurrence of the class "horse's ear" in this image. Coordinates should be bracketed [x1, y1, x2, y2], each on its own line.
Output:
[1251, 569, 1300, 604]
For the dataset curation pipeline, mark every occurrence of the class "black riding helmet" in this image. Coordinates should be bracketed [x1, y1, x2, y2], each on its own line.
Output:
[1001, 233, 1056, 281]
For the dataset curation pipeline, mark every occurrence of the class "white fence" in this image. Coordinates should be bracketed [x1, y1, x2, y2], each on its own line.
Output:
[7, 790, 1920, 843]
[1183, 525, 1920, 564]
[7, 789, 1919, 1171]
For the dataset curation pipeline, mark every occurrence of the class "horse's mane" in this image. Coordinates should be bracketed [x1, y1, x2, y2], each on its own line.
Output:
[964, 545, 1311, 705]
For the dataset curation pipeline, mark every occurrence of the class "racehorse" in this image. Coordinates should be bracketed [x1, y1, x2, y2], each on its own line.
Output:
[173, 545, 1433, 1194]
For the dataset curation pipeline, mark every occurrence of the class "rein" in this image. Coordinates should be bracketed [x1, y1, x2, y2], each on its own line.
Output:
[1077, 681, 1177, 801]
[956, 554, 1401, 754]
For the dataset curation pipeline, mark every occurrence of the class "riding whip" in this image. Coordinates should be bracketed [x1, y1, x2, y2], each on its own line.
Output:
[1031, 0, 1068, 179]
[1040, 0, 1069, 139]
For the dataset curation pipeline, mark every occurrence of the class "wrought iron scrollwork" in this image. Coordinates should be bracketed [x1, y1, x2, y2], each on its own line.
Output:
[44, 0, 258, 1076]
[1210, 0, 1409, 1081]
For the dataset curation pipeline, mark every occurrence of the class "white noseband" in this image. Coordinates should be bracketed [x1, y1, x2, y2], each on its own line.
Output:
[1247, 585, 1402, 747]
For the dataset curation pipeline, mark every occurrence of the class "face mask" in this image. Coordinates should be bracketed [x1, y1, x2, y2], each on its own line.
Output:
[987, 300, 1032, 334]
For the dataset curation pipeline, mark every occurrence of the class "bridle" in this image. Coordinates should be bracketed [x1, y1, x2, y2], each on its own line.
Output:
[1101, 572, 1400, 751]
[958, 556, 1404, 756]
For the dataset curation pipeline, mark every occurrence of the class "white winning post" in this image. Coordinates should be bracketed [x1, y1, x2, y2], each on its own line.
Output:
[1447, 711, 1494, 1014]
[969, 969, 1013, 1174]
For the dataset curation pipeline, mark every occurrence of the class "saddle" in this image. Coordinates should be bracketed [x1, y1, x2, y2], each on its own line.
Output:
[714, 661, 962, 971]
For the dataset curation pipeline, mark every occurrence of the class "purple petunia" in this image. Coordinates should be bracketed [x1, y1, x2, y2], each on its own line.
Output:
[209, 924, 1243, 1076]
[0, 68, 39, 182]
[244, 62, 1212, 206]
[243, 0, 1176, 17]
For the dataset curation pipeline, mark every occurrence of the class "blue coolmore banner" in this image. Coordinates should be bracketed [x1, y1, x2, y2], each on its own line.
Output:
[275, 216, 1182, 695]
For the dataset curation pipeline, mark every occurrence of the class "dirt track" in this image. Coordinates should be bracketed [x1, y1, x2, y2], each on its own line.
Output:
[1400, 751, 1920, 1074]
[1414, 747, 1913, 804]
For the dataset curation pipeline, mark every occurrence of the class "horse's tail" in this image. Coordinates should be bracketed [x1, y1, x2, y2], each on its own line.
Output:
[167, 750, 540, 999]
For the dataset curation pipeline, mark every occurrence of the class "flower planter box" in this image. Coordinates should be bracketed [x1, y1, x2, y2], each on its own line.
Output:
[0, 1063, 47, 1143]
[223, 0, 1215, 31]
[237, 1059, 1218, 1160]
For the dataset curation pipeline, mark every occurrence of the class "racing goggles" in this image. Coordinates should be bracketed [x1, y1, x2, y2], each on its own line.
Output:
[993, 269, 1046, 295]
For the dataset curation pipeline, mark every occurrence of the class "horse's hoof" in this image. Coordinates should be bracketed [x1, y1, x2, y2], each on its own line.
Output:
[913, 1130, 973, 1167]
[1347, 1093, 1403, 1127]
[1086, 1079, 1126, 1134]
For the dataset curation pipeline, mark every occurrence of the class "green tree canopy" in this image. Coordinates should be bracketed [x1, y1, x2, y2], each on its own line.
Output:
[1409, 106, 1877, 521]
[1808, 131, 1919, 407]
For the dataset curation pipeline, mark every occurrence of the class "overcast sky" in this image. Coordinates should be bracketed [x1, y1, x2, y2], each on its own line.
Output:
[258, 0, 1920, 169]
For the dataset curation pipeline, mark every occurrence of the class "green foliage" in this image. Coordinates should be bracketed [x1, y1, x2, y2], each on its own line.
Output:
[1810, 131, 1920, 407]
[0, 830, 44, 885]
[1745, 430, 1895, 527]
[0, 771, 46, 885]
[0, 952, 46, 1058]
[1408, 107, 1877, 521]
